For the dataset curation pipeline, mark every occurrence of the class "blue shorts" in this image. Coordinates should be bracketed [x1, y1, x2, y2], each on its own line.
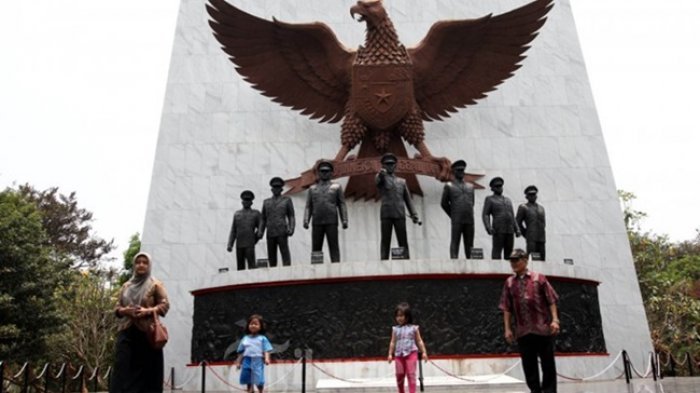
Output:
[239, 357, 265, 386]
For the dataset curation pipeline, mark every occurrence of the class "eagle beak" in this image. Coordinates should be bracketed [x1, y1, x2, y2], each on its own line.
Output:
[350, 4, 365, 22]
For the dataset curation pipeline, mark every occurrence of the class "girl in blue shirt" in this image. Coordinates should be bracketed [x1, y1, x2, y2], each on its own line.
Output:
[236, 314, 273, 393]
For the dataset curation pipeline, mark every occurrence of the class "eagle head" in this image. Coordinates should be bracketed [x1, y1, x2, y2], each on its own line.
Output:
[350, 0, 387, 27]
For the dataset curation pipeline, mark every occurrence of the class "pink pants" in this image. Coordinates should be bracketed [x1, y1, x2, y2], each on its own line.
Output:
[394, 351, 418, 393]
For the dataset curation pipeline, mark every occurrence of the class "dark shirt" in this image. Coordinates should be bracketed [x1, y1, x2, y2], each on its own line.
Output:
[482, 195, 519, 234]
[261, 196, 295, 238]
[516, 202, 546, 242]
[227, 209, 262, 248]
[441, 181, 475, 224]
[303, 181, 348, 226]
[499, 270, 559, 338]
[376, 173, 417, 220]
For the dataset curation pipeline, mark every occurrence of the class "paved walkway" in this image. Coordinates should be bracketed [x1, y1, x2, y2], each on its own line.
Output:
[312, 377, 699, 393]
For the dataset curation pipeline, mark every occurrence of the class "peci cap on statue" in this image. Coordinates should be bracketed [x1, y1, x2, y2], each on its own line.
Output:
[317, 160, 334, 172]
[508, 248, 528, 261]
[489, 176, 504, 187]
[269, 177, 285, 187]
[524, 185, 538, 195]
[451, 159, 467, 169]
[240, 190, 255, 200]
[381, 153, 397, 164]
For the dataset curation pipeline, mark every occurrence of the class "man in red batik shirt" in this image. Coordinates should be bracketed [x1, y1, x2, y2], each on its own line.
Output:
[499, 248, 560, 393]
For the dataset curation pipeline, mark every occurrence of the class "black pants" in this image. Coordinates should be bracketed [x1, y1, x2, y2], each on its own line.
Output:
[526, 240, 546, 260]
[450, 222, 474, 259]
[110, 325, 164, 393]
[380, 218, 409, 260]
[267, 235, 291, 266]
[312, 224, 340, 262]
[491, 233, 514, 260]
[517, 334, 557, 393]
[236, 247, 256, 270]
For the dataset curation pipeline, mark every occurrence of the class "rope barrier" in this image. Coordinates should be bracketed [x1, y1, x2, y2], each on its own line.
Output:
[265, 359, 303, 388]
[310, 362, 367, 384]
[555, 350, 623, 381]
[675, 354, 688, 367]
[11, 362, 28, 379]
[70, 365, 84, 381]
[53, 363, 67, 379]
[426, 360, 480, 382]
[628, 353, 652, 378]
[204, 360, 305, 390]
[34, 363, 50, 379]
[87, 366, 100, 381]
[205, 364, 248, 391]
[103, 366, 112, 381]
[427, 359, 523, 382]
[169, 366, 198, 390]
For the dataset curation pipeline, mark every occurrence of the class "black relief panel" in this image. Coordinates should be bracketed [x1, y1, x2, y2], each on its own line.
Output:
[191, 277, 605, 362]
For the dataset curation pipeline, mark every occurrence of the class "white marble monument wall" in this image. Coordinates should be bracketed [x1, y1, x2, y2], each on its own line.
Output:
[143, 0, 653, 388]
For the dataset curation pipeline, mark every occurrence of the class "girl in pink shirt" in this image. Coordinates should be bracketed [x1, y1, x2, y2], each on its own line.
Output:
[387, 302, 428, 393]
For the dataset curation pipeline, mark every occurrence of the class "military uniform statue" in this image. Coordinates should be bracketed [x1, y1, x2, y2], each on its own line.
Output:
[440, 160, 475, 259]
[482, 177, 520, 260]
[260, 177, 295, 267]
[303, 161, 348, 262]
[376, 153, 420, 260]
[227, 190, 263, 270]
[516, 185, 546, 260]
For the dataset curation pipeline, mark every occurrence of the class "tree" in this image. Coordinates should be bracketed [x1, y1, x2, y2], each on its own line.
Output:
[47, 270, 120, 371]
[17, 184, 114, 269]
[620, 191, 700, 361]
[0, 188, 66, 361]
[119, 232, 141, 285]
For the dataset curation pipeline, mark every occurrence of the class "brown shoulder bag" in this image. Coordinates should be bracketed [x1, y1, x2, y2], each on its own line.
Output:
[147, 310, 169, 349]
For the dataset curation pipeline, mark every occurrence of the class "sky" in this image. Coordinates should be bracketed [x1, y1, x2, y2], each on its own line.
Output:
[1, 0, 699, 263]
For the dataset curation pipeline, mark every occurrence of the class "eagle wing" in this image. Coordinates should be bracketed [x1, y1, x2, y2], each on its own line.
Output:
[206, 0, 354, 123]
[408, 0, 554, 121]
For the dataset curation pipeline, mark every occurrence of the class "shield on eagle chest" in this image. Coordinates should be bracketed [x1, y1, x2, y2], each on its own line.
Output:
[351, 64, 414, 131]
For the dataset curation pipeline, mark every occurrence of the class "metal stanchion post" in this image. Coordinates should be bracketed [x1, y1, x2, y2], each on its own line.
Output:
[651, 352, 657, 381]
[418, 352, 424, 392]
[44, 364, 50, 393]
[301, 353, 306, 393]
[201, 361, 206, 393]
[80, 367, 86, 393]
[669, 354, 676, 377]
[61, 364, 67, 393]
[687, 352, 694, 376]
[622, 350, 631, 384]
[93, 367, 99, 392]
[171, 367, 175, 391]
[22, 362, 29, 393]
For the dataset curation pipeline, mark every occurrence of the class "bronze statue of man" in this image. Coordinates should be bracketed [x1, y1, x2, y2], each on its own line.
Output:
[227, 190, 263, 270]
[516, 185, 546, 260]
[441, 160, 475, 259]
[482, 177, 520, 260]
[303, 161, 348, 262]
[376, 153, 420, 260]
[260, 177, 295, 267]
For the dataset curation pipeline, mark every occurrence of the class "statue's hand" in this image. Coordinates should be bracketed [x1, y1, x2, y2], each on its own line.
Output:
[303, 222, 309, 230]
[226, 246, 233, 252]
[342, 222, 348, 229]
[287, 228, 294, 236]
[486, 228, 493, 235]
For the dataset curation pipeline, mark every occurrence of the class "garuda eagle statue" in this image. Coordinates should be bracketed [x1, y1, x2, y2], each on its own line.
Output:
[206, 0, 553, 182]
